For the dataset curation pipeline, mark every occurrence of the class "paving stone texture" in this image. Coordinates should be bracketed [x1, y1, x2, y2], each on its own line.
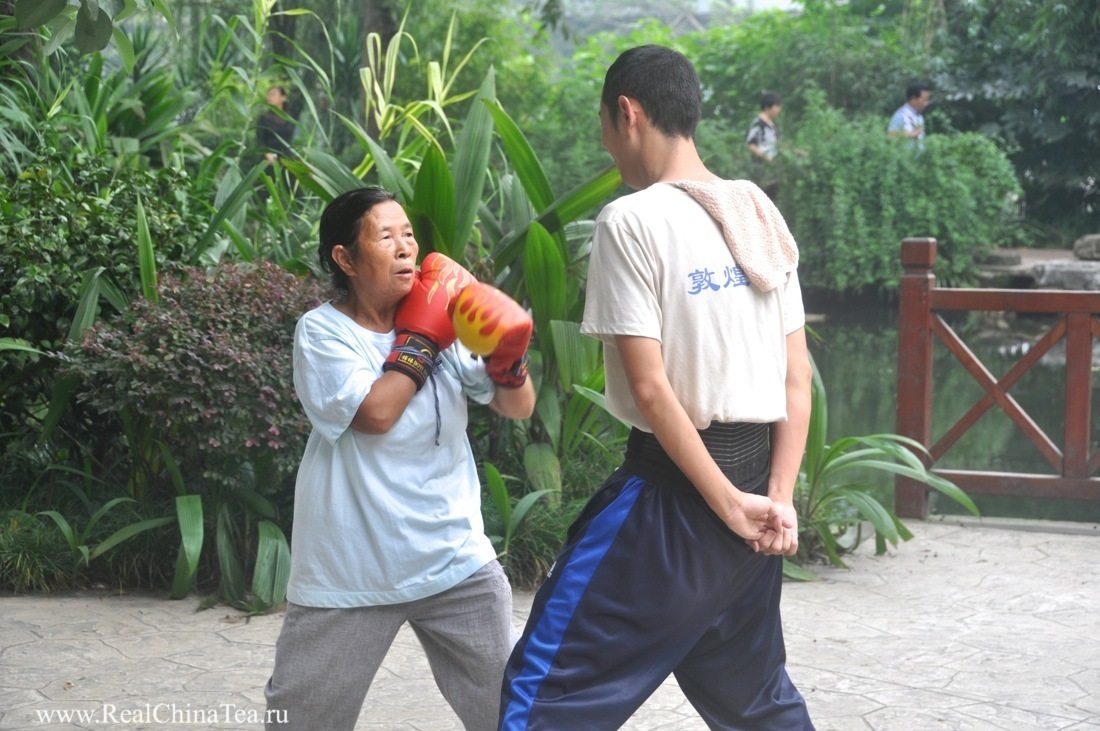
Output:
[2, 517, 1098, 730]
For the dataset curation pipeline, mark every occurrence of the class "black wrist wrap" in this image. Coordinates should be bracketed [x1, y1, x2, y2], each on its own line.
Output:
[383, 332, 440, 391]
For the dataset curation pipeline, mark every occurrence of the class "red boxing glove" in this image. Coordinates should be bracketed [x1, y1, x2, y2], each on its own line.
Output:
[452, 282, 533, 387]
[394, 252, 476, 351]
[385, 253, 475, 390]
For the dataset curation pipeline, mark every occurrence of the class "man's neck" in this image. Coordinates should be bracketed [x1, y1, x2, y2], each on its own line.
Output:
[644, 135, 718, 187]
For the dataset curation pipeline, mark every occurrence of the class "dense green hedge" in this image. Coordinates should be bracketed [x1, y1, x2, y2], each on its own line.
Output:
[780, 95, 1023, 293]
[0, 152, 206, 350]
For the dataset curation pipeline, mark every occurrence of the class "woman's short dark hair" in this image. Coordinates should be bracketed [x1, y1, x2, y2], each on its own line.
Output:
[601, 45, 701, 140]
[318, 187, 399, 293]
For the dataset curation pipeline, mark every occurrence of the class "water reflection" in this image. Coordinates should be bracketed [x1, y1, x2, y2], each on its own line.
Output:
[808, 302, 1100, 522]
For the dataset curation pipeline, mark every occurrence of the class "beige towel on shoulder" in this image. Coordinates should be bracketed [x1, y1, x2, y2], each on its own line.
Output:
[671, 179, 799, 292]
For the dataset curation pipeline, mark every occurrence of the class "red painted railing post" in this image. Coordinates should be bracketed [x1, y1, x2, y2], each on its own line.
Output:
[1063, 312, 1092, 478]
[896, 238, 937, 518]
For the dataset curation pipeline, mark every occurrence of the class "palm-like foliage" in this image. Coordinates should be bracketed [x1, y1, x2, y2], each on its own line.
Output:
[787, 356, 980, 579]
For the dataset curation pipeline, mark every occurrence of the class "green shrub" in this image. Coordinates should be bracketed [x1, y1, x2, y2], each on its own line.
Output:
[0, 511, 74, 593]
[0, 152, 205, 349]
[491, 497, 586, 590]
[781, 93, 1023, 293]
[60, 262, 323, 500]
[0, 152, 213, 481]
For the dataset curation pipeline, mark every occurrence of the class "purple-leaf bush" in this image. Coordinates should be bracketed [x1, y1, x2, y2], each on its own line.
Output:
[62, 262, 324, 497]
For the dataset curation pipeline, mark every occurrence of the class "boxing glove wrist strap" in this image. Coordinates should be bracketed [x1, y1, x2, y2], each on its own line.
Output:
[383, 332, 440, 391]
[489, 353, 529, 388]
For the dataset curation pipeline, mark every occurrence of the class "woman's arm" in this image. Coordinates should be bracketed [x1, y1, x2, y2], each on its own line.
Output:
[349, 371, 418, 434]
[488, 379, 536, 420]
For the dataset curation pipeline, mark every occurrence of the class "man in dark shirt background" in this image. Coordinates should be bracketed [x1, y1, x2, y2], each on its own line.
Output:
[257, 85, 295, 164]
[746, 91, 782, 201]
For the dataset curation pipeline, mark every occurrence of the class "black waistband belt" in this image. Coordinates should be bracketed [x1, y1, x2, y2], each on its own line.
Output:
[623, 422, 772, 492]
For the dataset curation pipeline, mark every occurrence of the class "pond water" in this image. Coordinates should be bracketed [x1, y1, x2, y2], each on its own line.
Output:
[807, 298, 1100, 523]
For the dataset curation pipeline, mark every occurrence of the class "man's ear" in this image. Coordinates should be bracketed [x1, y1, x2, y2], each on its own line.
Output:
[618, 95, 641, 130]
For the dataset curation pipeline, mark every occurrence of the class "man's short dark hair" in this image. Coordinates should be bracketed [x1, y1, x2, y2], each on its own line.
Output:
[601, 45, 701, 140]
[760, 92, 782, 110]
[906, 82, 931, 101]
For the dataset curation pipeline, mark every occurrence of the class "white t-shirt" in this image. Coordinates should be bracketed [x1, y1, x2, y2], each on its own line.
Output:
[286, 302, 498, 608]
[581, 183, 805, 431]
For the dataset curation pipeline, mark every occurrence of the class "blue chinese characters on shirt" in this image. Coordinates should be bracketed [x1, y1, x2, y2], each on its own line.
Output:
[688, 263, 749, 295]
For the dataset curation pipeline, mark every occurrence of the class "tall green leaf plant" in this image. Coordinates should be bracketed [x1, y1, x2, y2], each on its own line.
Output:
[788, 355, 980, 579]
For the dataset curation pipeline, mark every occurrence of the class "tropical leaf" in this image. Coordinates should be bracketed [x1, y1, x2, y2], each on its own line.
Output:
[524, 223, 567, 358]
[249, 521, 291, 613]
[216, 504, 246, 605]
[485, 101, 554, 212]
[550, 320, 601, 396]
[74, 0, 113, 55]
[804, 351, 827, 485]
[197, 163, 268, 259]
[170, 494, 203, 599]
[485, 462, 511, 529]
[450, 68, 495, 249]
[135, 196, 157, 303]
[90, 516, 173, 560]
[0, 338, 44, 355]
[496, 165, 621, 268]
[411, 141, 457, 258]
[523, 442, 561, 508]
[534, 386, 562, 454]
[15, 0, 68, 27]
[782, 559, 819, 581]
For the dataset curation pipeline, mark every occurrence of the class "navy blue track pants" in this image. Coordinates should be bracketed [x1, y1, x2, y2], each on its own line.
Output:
[498, 467, 814, 730]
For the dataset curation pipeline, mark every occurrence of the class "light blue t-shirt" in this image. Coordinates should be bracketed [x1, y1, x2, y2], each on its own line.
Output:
[286, 302, 498, 608]
[888, 102, 924, 140]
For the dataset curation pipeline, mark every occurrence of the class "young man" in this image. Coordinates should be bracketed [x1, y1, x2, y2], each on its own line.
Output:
[499, 45, 815, 730]
[746, 90, 783, 200]
[888, 82, 931, 141]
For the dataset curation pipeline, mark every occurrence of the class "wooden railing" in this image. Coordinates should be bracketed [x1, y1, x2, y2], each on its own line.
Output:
[896, 238, 1100, 517]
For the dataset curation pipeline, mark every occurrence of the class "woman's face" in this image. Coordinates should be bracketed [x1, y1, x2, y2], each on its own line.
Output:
[336, 200, 418, 306]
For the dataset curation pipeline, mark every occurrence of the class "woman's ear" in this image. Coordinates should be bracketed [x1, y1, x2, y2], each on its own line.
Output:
[331, 244, 356, 276]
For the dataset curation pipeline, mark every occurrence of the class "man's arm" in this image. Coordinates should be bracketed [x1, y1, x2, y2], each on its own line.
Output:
[747, 143, 771, 162]
[746, 122, 770, 161]
[615, 335, 787, 543]
[757, 327, 812, 556]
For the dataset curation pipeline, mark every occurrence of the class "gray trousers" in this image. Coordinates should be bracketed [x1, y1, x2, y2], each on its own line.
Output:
[264, 561, 515, 731]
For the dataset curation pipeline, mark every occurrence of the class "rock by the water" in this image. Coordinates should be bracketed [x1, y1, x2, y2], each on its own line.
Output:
[1072, 234, 1100, 260]
[1033, 260, 1100, 290]
[984, 249, 1022, 266]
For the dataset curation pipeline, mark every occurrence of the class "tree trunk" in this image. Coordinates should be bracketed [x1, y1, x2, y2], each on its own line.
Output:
[0, 0, 42, 68]
[363, 0, 398, 47]
[270, 0, 298, 71]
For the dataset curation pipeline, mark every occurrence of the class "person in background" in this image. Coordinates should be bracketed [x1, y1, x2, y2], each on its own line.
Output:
[888, 82, 931, 142]
[264, 187, 535, 731]
[499, 45, 814, 730]
[257, 85, 295, 165]
[746, 90, 783, 200]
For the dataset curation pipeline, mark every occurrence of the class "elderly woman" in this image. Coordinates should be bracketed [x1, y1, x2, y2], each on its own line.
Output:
[265, 187, 535, 730]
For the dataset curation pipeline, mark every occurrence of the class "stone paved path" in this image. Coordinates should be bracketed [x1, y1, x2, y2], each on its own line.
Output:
[2, 517, 1098, 730]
